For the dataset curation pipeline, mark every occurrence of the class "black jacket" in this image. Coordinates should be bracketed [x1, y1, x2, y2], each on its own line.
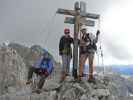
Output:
[59, 35, 73, 56]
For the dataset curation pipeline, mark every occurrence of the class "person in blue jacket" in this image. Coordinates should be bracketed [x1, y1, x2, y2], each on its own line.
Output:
[26, 50, 53, 93]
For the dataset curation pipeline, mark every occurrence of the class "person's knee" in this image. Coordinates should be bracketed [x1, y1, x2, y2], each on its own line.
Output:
[88, 54, 94, 64]
[29, 67, 33, 70]
[40, 76, 46, 82]
[29, 67, 36, 71]
[79, 61, 83, 67]
[89, 61, 93, 65]
[42, 76, 46, 80]
[79, 59, 85, 66]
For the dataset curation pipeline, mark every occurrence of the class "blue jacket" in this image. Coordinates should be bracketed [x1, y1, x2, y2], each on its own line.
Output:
[33, 57, 53, 74]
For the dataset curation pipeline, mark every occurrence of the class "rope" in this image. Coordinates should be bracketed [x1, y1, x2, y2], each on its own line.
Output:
[43, 13, 57, 47]
[34, 12, 58, 77]
[37, 12, 57, 49]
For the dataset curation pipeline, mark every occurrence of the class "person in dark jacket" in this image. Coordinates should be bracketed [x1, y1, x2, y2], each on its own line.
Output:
[59, 28, 73, 82]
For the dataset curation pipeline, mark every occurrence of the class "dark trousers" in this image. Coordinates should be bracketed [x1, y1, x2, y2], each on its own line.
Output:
[27, 67, 46, 89]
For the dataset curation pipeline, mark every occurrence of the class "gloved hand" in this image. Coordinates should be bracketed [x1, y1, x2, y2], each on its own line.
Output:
[59, 51, 63, 55]
[96, 30, 100, 36]
[44, 70, 49, 77]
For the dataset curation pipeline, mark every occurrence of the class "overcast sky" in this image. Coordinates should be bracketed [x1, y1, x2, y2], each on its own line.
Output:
[0, 0, 133, 65]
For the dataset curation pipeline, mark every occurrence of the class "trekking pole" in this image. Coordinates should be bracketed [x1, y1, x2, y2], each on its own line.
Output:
[100, 45, 104, 74]
[96, 49, 100, 67]
[98, 18, 105, 75]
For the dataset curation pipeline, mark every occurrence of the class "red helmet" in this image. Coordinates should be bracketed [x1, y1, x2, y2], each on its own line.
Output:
[64, 28, 70, 34]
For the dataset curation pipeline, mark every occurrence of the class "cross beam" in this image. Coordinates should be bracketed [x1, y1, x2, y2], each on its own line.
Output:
[57, 8, 100, 19]
[57, 1, 100, 79]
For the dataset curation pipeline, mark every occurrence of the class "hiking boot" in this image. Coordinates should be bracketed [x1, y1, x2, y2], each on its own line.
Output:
[66, 73, 71, 76]
[87, 78, 96, 84]
[59, 79, 65, 84]
[76, 79, 82, 83]
[32, 89, 41, 94]
[77, 75, 82, 82]
[26, 79, 32, 85]
[35, 89, 41, 94]
[59, 73, 66, 83]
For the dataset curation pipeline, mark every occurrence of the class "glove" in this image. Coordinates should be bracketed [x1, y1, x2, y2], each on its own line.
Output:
[96, 30, 100, 36]
[59, 51, 63, 55]
[44, 69, 49, 77]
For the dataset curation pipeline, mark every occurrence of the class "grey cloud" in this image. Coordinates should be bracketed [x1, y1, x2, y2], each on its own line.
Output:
[0, 0, 126, 62]
[104, 36, 133, 61]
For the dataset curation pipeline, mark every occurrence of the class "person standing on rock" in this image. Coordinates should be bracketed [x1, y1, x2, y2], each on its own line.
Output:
[78, 28, 100, 82]
[26, 50, 54, 93]
[59, 28, 73, 82]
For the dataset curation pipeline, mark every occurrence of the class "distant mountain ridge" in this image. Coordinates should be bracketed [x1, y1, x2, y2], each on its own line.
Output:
[110, 65, 133, 75]
[83, 64, 133, 75]
[8, 42, 55, 67]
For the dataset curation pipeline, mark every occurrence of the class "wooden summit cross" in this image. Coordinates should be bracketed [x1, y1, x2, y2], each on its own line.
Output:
[56, 1, 100, 79]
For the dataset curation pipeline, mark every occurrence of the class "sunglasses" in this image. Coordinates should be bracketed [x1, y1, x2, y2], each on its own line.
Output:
[65, 32, 70, 34]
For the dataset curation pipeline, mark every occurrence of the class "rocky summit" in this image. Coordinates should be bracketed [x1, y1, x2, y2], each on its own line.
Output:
[0, 75, 133, 100]
[0, 43, 133, 100]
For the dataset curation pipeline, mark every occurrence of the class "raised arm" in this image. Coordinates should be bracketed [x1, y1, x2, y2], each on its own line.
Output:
[94, 30, 100, 43]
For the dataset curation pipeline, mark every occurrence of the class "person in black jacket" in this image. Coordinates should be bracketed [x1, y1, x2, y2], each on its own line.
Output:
[59, 28, 73, 82]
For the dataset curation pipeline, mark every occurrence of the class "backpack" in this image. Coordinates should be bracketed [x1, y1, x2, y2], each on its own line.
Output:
[85, 33, 97, 51]
[87, 43, 97, 51]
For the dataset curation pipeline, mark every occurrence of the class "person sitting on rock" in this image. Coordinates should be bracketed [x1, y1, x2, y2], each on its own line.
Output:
[26, 50, 54, 93]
